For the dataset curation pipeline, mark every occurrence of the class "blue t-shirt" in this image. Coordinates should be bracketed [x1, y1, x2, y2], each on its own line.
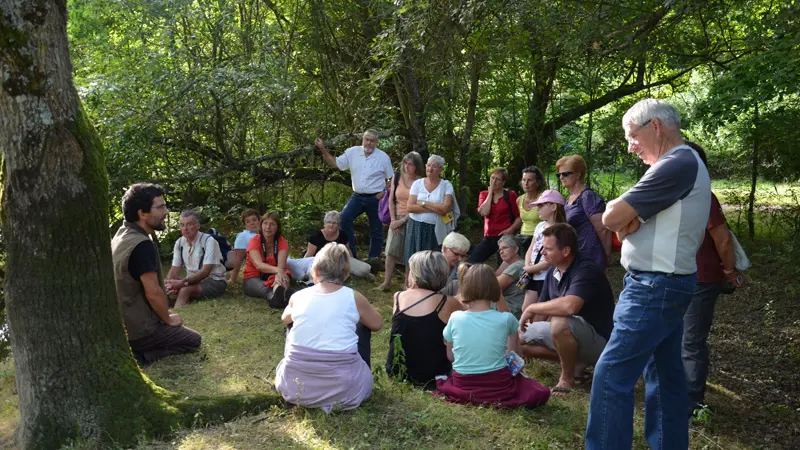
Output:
[443, 309, 518, 375]
[234, 230, 258, 250]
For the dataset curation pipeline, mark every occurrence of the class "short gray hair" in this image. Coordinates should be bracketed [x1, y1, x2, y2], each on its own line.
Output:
[363, 128, 379, 139]
[622, 98, 681, 130]
[408, 250, 449, 291]
[311, 243, 350, 285]
[180, 210, 200, 223]
[498, 235, 519, 249]
[323, 210, 340, 224]
[427, 154, 445, 168]
[442, 232, 470, 253]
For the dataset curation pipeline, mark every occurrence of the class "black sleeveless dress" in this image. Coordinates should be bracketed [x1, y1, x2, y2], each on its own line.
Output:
[385, 292, 452, 387]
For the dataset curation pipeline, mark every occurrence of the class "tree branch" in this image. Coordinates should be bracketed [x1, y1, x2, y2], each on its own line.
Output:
[547, 64, 697, 131]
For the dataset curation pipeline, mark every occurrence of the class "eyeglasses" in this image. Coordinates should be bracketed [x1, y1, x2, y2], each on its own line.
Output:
[556, 171, 574, 178]
[448, 248, 468, 259]
[625, 119, 651, 143]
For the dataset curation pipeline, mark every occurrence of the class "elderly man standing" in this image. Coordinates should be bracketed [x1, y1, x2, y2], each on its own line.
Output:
[315, 130, 394, 259]
[165, 210, 228, 307]
[585, 99, 711, 449]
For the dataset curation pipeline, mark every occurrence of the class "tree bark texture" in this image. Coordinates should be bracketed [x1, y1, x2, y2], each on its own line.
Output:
[0, 1, 180, 447]
[459, 53, 482, 214]
[748, 101, 759, 240]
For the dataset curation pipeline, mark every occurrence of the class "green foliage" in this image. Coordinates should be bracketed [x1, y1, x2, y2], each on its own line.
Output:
[389, 334, 407, 381]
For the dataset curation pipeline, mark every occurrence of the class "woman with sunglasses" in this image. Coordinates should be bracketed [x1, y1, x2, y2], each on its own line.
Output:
[555, 155, 611, 269]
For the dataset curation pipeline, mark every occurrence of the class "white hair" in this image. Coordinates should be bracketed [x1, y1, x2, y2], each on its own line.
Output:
[622, 98, 681, 130]
[442, 232, 470, 252]
[428, 154, 445, 168]
[323, 210, 340, 224]
[498, 235, 519, 249]
[180, 210, 200, 223]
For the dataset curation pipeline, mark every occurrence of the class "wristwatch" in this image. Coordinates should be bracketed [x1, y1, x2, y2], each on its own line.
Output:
[421, 201, 426, 207]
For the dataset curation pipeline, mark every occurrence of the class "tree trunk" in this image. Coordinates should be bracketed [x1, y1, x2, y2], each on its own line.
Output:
[515, 53, 559, 177]
[0, 1, 181, 447]
[586, 110, 594, 185]
[460, 53, 482, 214]
[748, 101, 759, 240]
[399, 64, 429, 161]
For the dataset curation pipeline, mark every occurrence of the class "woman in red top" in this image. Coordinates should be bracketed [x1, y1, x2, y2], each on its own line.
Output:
[469, 167, 521, 264]
[243, 212, 291, 307]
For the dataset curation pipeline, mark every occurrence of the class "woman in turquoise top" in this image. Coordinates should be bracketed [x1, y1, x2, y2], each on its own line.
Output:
[435, 264, 550, 408]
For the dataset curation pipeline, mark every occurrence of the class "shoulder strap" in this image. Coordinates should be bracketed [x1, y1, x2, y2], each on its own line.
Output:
[392, 171, 401, 206]
[260, 235, 267, 261]
[503, 189, 515, 223]
[197, 233, 209, 270]
[434, 294, 447, 313]
[397, 291, 438, 315]
[179, 237, 185, 268]
[393, 292, 401, 314]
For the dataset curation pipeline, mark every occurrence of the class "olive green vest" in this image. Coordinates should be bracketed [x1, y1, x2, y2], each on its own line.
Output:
[111, 222, 164, 341]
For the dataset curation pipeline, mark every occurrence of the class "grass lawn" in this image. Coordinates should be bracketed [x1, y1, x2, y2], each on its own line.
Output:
[2, 248, 797, 449]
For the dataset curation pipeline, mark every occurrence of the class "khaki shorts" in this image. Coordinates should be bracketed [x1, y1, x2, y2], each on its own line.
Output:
[521, 315, 607, 365]
[199, 278, 227, 299]
[385, 215, 407, 259]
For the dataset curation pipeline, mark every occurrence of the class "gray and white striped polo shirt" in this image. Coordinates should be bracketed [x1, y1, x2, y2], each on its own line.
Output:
[620, 145, 711, 275]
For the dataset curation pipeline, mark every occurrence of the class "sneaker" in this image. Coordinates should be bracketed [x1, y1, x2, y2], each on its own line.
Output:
[269, 285, 287, 309]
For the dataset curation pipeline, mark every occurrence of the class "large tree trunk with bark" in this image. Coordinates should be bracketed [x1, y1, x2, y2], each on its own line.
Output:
[0, 1, 182, 447]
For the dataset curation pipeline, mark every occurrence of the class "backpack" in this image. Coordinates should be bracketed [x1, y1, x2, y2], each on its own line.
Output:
[378, 171, 401, 225]
[179, 229, 233, 272]
[502, 189, 517, 225]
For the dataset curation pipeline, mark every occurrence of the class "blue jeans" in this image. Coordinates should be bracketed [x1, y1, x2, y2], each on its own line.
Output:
[681, 281, 722, 415]
[586, 270, 696, 450]
[340, 193, 383, 259]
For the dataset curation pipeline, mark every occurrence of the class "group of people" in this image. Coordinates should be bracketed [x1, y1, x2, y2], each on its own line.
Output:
[110, 98, 746, 449]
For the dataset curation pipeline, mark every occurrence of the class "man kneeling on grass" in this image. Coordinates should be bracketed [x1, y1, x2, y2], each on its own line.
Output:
[518, 223, 614, 394]
[112, 183, 201, 366]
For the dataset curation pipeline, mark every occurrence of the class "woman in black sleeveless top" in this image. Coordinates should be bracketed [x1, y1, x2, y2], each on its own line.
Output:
[386, 251, 463, 387]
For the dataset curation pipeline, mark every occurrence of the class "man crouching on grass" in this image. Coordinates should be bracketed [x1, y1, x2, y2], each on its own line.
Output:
[518, 223, 614, 395]
[165, 210, 228, 307]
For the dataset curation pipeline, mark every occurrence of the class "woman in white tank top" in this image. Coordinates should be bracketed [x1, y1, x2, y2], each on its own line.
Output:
[275, 243, 382, 412]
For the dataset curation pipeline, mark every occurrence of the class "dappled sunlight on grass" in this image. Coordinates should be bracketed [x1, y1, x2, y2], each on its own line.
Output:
[707, 382, 742, 401]
[0, 359, 17, 447]
[0, 252, 797, 448]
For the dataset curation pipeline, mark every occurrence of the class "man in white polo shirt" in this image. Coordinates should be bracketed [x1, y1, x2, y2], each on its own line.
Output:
[586, 99, 711, 450]
[165, 210, 228, 307]
[315, 129, 394, 259]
